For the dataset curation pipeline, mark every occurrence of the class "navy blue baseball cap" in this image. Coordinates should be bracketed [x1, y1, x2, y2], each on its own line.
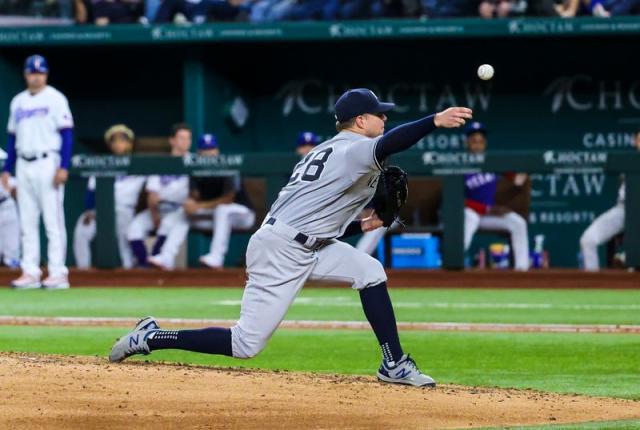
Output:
[296, 131, 320, 147]
[465, 121, 487, 136]
[334, 88, 395, 122]
[24, 55, 49, 74]
[197, 133, 218, 150]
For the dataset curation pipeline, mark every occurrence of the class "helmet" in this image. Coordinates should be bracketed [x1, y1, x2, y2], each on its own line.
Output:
[24, 55, 49, 74]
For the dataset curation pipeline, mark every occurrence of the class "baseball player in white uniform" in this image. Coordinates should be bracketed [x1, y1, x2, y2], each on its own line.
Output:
[579, 130, 640, 271]
[463, 122, 530, 271]
[0, 148, 20, 268]
[148, 134, 256, 270]
[126, 123, 190, 267]
[1, 55, 74, 289]
[111, 88, 472, 388]
[73, 125, 145, 269]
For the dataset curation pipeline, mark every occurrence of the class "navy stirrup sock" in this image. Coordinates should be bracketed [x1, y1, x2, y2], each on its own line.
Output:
[147, 327, 233, 357]
[130, 240, 148, 267]
[151, 235, 166, 256]
[359, 282, 404, 364]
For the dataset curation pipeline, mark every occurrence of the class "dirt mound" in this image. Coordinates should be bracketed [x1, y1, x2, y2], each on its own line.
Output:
[1, 352, 639, 429]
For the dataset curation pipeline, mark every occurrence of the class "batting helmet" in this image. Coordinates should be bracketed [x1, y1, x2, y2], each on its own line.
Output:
[24, 55, 49, 74]
[296, 131, 320, 147]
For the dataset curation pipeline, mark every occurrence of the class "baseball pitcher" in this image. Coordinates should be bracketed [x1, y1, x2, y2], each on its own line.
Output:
[111, 88, 472, 387]
[1, 55, 74, 289]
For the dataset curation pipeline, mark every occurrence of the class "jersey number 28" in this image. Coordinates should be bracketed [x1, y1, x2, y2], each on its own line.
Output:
[289, 148, 333, 183]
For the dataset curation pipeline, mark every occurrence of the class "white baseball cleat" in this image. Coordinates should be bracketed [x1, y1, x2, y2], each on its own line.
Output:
[148, 255, 174, 271]
[41, 275, 70, 290]
[199, 254, 223, 269]
[109, 316, 160, 363]
[377, 354, 436, 387]
[10, 274, 41, 290]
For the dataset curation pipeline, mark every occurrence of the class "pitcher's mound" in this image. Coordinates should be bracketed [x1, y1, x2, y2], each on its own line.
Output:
[1, 353, 639, 429]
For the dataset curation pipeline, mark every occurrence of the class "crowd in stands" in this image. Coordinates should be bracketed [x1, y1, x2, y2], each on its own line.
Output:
[0, 0, 637, 26]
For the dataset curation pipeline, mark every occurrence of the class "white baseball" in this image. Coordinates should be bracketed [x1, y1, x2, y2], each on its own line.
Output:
[477, 64, 494, 81]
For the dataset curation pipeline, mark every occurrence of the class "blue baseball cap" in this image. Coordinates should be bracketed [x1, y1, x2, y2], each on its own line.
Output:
[465, 121, 488, 136]
[296, 131, 320, 147]
[334, 88, 395, 122]
[197, 133, 218, 150]
[24, 55, 49, 74]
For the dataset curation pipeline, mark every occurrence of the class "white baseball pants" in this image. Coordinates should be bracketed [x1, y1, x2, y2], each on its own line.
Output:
[231, 220, 387, 359]
[464, 208, 530, 271]
[72, 211, 96, 269]
[0, 198, 20, 266]
[73, 206, 138, 269]
[580, 204, 625, 271]
[16, 155, 68, 278]
[154, 203, 255, 269]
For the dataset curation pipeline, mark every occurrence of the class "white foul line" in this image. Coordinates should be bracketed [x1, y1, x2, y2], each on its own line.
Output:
[0, 316, 639, 334]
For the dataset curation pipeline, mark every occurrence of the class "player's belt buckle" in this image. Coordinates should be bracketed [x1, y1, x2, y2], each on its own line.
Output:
[266, 217, 328, 251]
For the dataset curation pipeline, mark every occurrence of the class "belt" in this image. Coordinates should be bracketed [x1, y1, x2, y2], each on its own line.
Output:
[19, 152, 49, 162]
[0, 196, 8, 205]
[265, 217, 329, 251]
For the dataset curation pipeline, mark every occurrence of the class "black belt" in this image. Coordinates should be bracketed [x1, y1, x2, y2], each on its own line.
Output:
[0, 196, 8, 205]
[20, 152, 49, 162]
[266, 217, 329, 251]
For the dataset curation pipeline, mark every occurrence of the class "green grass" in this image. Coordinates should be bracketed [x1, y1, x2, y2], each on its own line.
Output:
[1, 287, 639, 325]
[1, 326, 639, 400]
[478, 420, 640, 430]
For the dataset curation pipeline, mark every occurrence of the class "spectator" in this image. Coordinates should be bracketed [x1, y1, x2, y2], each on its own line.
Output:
[91, 0, 143, 25]
[323, 0, 372, 20]
[462, 122, 530, 271]
[249, 0, 295, 22]
[579, 130, 640, 271]
[154, 0, 246, 23]
[148, 134, 256, 270]
[126, 123, 191, 267]
[602, 0, 640, 16]
[73, 124, 146, 269]
[371, 0, 422, 18]
[478, 0, 527, 18]
[421, 0, 480, 17]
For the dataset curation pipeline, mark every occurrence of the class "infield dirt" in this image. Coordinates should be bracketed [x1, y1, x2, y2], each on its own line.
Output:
[2, 353, 639, 429]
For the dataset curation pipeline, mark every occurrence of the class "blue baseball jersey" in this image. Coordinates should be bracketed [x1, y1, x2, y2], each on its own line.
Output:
[464, 172, 497, 205]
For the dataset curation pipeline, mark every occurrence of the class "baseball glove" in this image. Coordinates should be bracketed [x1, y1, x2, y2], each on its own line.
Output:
[372, 165, 408, 227]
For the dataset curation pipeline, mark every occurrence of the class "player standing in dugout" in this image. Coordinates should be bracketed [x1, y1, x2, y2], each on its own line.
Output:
[111, 88, 472, 387]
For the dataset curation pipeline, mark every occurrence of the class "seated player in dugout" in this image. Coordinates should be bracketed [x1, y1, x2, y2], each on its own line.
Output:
[463, 121, 530, 271]
[148, 133, 256, 270]
[73, 124, 146, 269]
[579, 129, 640, 271]
[126, 123, 191, 267]
[296, 131, 321, 157]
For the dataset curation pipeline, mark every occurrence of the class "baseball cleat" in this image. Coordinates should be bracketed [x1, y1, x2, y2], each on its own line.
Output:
[148, 255, 173, 271]
[109, 316, 160, 363]
[199, 254, 223, 269]
[377, 354, 436, 387]
[10, 274, 41, 290]
[41, 275, 70, 290]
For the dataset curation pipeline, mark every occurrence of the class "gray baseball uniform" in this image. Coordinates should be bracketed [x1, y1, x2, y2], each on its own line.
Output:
[233, 131, 387, 358]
